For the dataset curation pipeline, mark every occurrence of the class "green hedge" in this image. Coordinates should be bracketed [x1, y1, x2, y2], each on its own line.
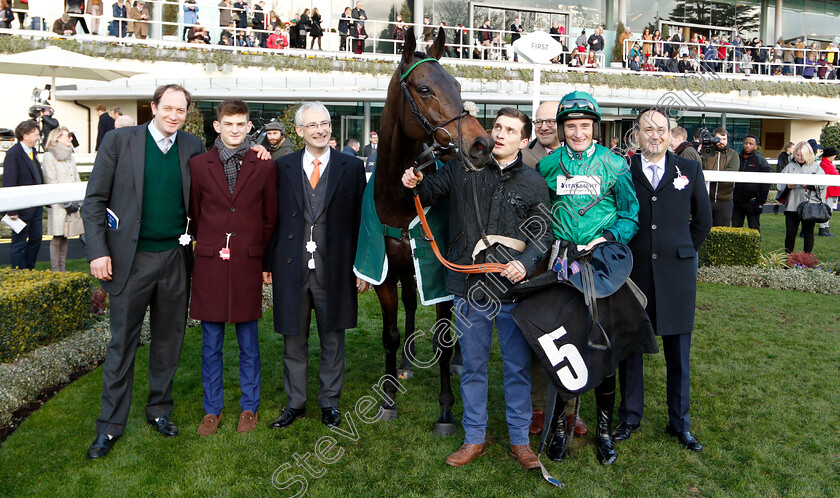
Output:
[0, 269, 91, 362]
[699, 226, 761, 267]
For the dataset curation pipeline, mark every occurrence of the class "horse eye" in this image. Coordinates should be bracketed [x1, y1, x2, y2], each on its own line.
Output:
[417, 86, 432, 96]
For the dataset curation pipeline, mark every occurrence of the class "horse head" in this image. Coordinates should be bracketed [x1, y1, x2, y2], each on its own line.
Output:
[394, 27, 492, 171]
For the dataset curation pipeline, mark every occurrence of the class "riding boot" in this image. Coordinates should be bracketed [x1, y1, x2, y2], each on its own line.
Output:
[594, 375, 617, 465]
[546, 398, 568, 462]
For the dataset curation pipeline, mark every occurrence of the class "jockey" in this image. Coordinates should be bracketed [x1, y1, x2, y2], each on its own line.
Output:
[402, 107, 553, 471]
[535, 90, 640, 465]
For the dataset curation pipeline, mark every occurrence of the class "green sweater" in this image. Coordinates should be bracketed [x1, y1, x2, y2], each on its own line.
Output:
[137, 130, 186, 252]
[538, 143, 639, 245]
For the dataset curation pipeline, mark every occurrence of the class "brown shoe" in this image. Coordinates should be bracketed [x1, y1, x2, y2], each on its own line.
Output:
[568, 414, 588, 436]
[445, 443, 486, 467]
[509, 444, 540, 470]
[237, 411, 258, 433]
[529, 409, 545, 435]
[197, 414, 221, 437]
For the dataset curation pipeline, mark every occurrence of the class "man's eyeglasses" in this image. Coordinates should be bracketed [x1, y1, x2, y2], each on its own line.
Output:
[559, 99, 597, 113]
[301, 121, 331, 130]
[533, 119, 556, 128]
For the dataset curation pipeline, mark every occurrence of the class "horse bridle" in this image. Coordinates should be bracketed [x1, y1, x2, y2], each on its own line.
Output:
[400, 57, 506, 275]
[399, 57, 471, 172]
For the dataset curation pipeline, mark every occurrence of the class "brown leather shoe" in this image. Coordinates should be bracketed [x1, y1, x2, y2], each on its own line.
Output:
[197, 414, 221, 437]
[445, 444, 486, 467]
[509, 444, 540, 470]
[237, 411, 258, 433]
[529, 409, 545, 435]
[568, 414, 588, 436]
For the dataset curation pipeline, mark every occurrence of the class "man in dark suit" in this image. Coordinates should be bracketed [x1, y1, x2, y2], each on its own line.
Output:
[95, 104, 115, 151]
[189, 99, 278, 437]
[362, 130, 378, 157]
[2, 119, 44, 269]
[613, 108, 712, 452]
[82, 84, 206, 459]
[266, 101, 366, 430]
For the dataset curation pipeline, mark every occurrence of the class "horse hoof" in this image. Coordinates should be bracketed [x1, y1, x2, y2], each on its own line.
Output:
[449, 364, 463, 376]
[433, 422, 457, 437]
[378, 407, 399, 421]
[397, 368, 414, 380]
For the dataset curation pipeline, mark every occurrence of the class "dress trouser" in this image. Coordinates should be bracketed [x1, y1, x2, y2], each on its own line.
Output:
[731, 200, 761, 231]
[710, 199, 733, 227]
[201, 320, 261, 416]
[618, 333, 692, 431]
[96, 248, 188, 436]
[282, 270, 345, 409]
[784, 211, 816, 253]
[9, 207, 42, 270]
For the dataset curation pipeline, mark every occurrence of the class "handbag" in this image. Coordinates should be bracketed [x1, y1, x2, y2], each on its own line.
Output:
[64, 212, 85, 237]
[797, 189, 832, 223]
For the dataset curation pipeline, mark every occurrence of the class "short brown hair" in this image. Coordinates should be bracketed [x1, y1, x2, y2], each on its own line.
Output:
[152, 84, 192, 109]
[496, 107, 531, 140]
[95, 104, 106, 112]
[216, 99, 249, 120]
[14, 120, 39, 141]
[712, 127, 728, 137]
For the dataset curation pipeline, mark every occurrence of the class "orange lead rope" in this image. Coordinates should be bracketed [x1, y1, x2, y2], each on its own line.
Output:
[412, 192, 506, 274]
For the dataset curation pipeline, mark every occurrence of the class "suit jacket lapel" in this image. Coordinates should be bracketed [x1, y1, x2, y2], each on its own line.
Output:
[284, 149, 304, 211]
[26, 150, 43, 184]
[176, 130, 191, 209]
[231, 151, 257, 202]
[322, 149, 346, 210]
[207, 148, 232, 198]
[131, 124, 147, 208]
[630, 155, 653, 193]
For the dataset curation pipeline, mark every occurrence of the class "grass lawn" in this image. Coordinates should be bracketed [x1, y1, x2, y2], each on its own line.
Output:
[1, 281, 839, 496]
[758, 210, 840, 261]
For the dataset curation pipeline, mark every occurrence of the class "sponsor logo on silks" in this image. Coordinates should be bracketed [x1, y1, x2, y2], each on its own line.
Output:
[556, 175, 601, 196]
[552, 256, 581, 281]
[538, 325, 588, 391]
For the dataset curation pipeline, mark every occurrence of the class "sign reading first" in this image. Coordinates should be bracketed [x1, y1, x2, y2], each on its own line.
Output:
[512, 31, 565, 64]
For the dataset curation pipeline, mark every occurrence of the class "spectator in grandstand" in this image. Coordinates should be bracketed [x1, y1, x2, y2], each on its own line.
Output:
[651, 29, 663, 58]
[421, 16, 434, 50]
[702, 41, 718, 73]
[265, 26, 287, 49]
[242, 27, 259, 47]
[662, 51, 678, 73]
[309, 7, 323, 49]
[641, 27, 652, 58]
[678, 53, 695, 73]
[510, 17, 523, 61]
[114, 115, 134, 128]
[234, 0, 247, 29]
[584, 50, 599, 69]
[220, 20, 236, 44]
[11, 0, 25, 28]
[575, 29, 587, 52]
[778, 141, 826, 253]
[453, 24, 467, 59]
[0, 0, 13, 29]
[793, 38, 805, 75]
[66, 0, 90, 34]
[87, 0, 103, 34]
[351, 1, 367, 53]
[218, 0, 233, 29]
[128, 0, 150, 39]
[629, 53, 641, 71]
[219, 32, 233, 46]
[817, 53, 830, 79]
[642, 54, 656, 71]
[391, 13, 406, 54]
[569, 47, 584, 67]
[53, 13, 77, 35]
[550, 21, 563, 44]
[818, 146, 839, 236]
[182, 0, 198, 40]
[191, 24, 211, 43]
[42, 127, 82, 273]
[803, 53, 817, 79]
[478, 19, 493, 57]
[267, 10, 278, 29]
[628, 40, 641, 62]
[297, 8, 311, 48]
[588, 26, 605, 56]
[338, 7, 352, 52]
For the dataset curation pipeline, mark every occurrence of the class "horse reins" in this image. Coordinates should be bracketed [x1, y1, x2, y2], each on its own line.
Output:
[400, 57, 505, 275]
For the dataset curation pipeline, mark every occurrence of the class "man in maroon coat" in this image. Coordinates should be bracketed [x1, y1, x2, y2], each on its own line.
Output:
[188, 99, 278, 436]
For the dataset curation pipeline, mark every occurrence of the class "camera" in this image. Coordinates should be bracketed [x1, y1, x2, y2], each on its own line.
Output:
[28, 104, 53, 120]
[697, 114, 721, 158]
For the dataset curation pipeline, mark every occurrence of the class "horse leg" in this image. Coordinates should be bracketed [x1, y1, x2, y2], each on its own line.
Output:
[433, 300, 457, 436]
[375, 278, 401, 420]
[398, 274, 417, 379]
[450, 338, 464, 377]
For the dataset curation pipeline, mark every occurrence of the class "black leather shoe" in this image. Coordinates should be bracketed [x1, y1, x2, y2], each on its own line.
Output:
[321, 407, 341, 427]
[86, 434, 118, 459]
[271, 406, 306, 428]
[665, 425, 703, 452]
[148, 416, 179, 437]
[611, 421, 640, 442]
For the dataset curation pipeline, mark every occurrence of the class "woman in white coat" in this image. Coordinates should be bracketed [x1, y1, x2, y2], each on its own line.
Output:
[42, 127, 82, 272]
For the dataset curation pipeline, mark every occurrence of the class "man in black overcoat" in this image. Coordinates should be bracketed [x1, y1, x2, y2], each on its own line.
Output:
[613, 108, 712, 452]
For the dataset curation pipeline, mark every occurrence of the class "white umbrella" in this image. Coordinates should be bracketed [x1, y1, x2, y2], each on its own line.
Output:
[0, 45, 145, 99]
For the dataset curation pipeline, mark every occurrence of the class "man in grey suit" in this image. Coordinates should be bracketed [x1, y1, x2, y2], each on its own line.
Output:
[83, 84, 205, 459]
[521, 100, 559, 169]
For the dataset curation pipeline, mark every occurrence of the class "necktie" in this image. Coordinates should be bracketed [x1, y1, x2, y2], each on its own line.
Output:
[648, 164, 660, 189]
[28, 150, 33, 160]
[162, 137, 171, 153]
[310, 158, 321, 189]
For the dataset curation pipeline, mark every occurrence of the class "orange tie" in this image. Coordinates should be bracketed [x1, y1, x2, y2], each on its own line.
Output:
[309, 158, 321, 189]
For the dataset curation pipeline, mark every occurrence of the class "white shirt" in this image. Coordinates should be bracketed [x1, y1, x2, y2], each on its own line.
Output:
[641, 153, 667, 186]
[148, 121, 175, 153]
[302, 148, 330, 179]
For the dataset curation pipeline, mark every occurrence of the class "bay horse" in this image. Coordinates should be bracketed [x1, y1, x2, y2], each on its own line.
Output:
[372, 28, 492, 435]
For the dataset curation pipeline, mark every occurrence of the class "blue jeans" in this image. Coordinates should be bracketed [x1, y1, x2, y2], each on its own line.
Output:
[201, 320, 261, 416]
[454, 297, 532, 445]
[9, 207, 42, 270]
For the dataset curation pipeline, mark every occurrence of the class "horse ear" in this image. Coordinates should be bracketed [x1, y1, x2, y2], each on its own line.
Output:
[403, 27, 416, 63]
[428, 25, 445, 60]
